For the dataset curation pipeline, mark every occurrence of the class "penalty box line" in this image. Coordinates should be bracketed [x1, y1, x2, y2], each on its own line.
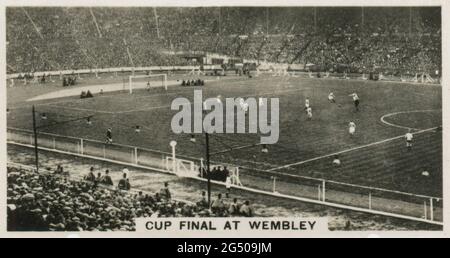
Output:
[10, 87, 305, 114]
[30, 80, 310, 115]
[37, 92, 184, 114]
[268, 127, 439, 171]
[115, 87, 312, 114]
[9, 77, 286, 112]
[38, 91, 180, 107]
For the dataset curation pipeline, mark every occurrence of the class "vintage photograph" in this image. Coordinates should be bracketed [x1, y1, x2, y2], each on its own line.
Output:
[3, 3, 443, 234]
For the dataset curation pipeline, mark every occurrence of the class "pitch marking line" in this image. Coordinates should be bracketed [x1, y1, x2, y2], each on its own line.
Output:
[37, 92, 180, 107]
[210, 143, 263, 155]
[115, 88, 312, 114]
[27, 78, 270, 114]
[115, 104, 174, 114]
[39, 93, 184, 114]
[12, 77, 298, 113]
[42, 104, 116, 114]
[380, 109, 441, 131]
[268, 126, 439, 171]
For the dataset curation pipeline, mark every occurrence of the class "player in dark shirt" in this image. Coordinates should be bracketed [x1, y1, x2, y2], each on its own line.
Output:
[106, 128, 113, 143]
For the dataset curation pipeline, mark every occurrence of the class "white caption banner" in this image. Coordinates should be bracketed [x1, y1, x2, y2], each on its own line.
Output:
[136, 217, 328, 237]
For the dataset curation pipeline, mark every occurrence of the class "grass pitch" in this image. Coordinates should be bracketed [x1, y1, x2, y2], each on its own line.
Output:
[7, 74, 442, 197]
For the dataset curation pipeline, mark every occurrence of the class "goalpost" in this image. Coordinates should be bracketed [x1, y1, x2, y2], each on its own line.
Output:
[128, 73, 168, 94]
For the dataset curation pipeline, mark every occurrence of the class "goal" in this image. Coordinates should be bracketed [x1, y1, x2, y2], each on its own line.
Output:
[127, 74, 167, 94]
[165, 156, 198, 178]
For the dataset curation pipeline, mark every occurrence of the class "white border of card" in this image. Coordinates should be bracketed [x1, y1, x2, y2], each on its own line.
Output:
[0, 0, 448, 238]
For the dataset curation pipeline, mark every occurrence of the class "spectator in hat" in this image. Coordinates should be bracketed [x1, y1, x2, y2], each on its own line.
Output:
[239, 200, 253, 217]
[225, 175, 232, 198]
[159, 182, 171, 201]
[84, 167, 96, 182]
[101, 170, 114, 186]
[228, 198, 240, 216]
[94, 172, 102, 187]
[118, 173, 131, 191]
[54, 165, 64, 175]
[196, 191, 209, 209]
[211, 193, 225, 215]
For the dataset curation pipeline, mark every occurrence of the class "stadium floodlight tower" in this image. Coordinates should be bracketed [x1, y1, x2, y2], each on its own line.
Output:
[128, 73, 168, 94]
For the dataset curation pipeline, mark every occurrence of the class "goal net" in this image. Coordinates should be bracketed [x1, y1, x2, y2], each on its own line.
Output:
[127, 74, 168, 94]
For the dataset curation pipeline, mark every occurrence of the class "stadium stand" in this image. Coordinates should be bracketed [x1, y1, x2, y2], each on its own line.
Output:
[6, 7, 440, 76]
[7, 164, 254, 231]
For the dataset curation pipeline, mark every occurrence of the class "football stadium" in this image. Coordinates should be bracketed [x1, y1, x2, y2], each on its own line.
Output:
[5, 7, 442, 231]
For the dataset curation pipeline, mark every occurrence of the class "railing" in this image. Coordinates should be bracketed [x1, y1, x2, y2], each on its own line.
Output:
[7, 63, 441, 86]
[6, 127, 443, 224]
[7, 127, 169, 172]
[237, 166, 442, 223]
[6, 65, 213, 80]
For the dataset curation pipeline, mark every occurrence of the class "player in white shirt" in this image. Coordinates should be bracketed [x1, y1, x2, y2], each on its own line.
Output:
[332, 155, 341, 166]
[405, 130, 413, 151]
[349, 93, 360, 111]
[259, 98, 265, 107]
[261, 144, 269, 153]
[348, 122, 356, 136]
[239, 98, 249, 114]
[306, 106, 313, 120]
[305, 98, 310, 109]
[203, 95, 223, 110]
[328, 92, 336, 103]
[242, 102, 249, 114]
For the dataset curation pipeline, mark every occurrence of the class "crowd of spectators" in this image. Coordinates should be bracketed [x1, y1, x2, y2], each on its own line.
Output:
[199, 166, 231, 183]
[297, 28, 441, 76]
[7, 164, 254, 231]
[196, 191, 254, 217]
[6, 7, 440, 77]
[63, 75, 77, 86]
[181, 78, 205, 86]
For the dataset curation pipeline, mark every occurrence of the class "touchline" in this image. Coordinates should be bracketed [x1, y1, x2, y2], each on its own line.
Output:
[171, 90, 280, 144]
